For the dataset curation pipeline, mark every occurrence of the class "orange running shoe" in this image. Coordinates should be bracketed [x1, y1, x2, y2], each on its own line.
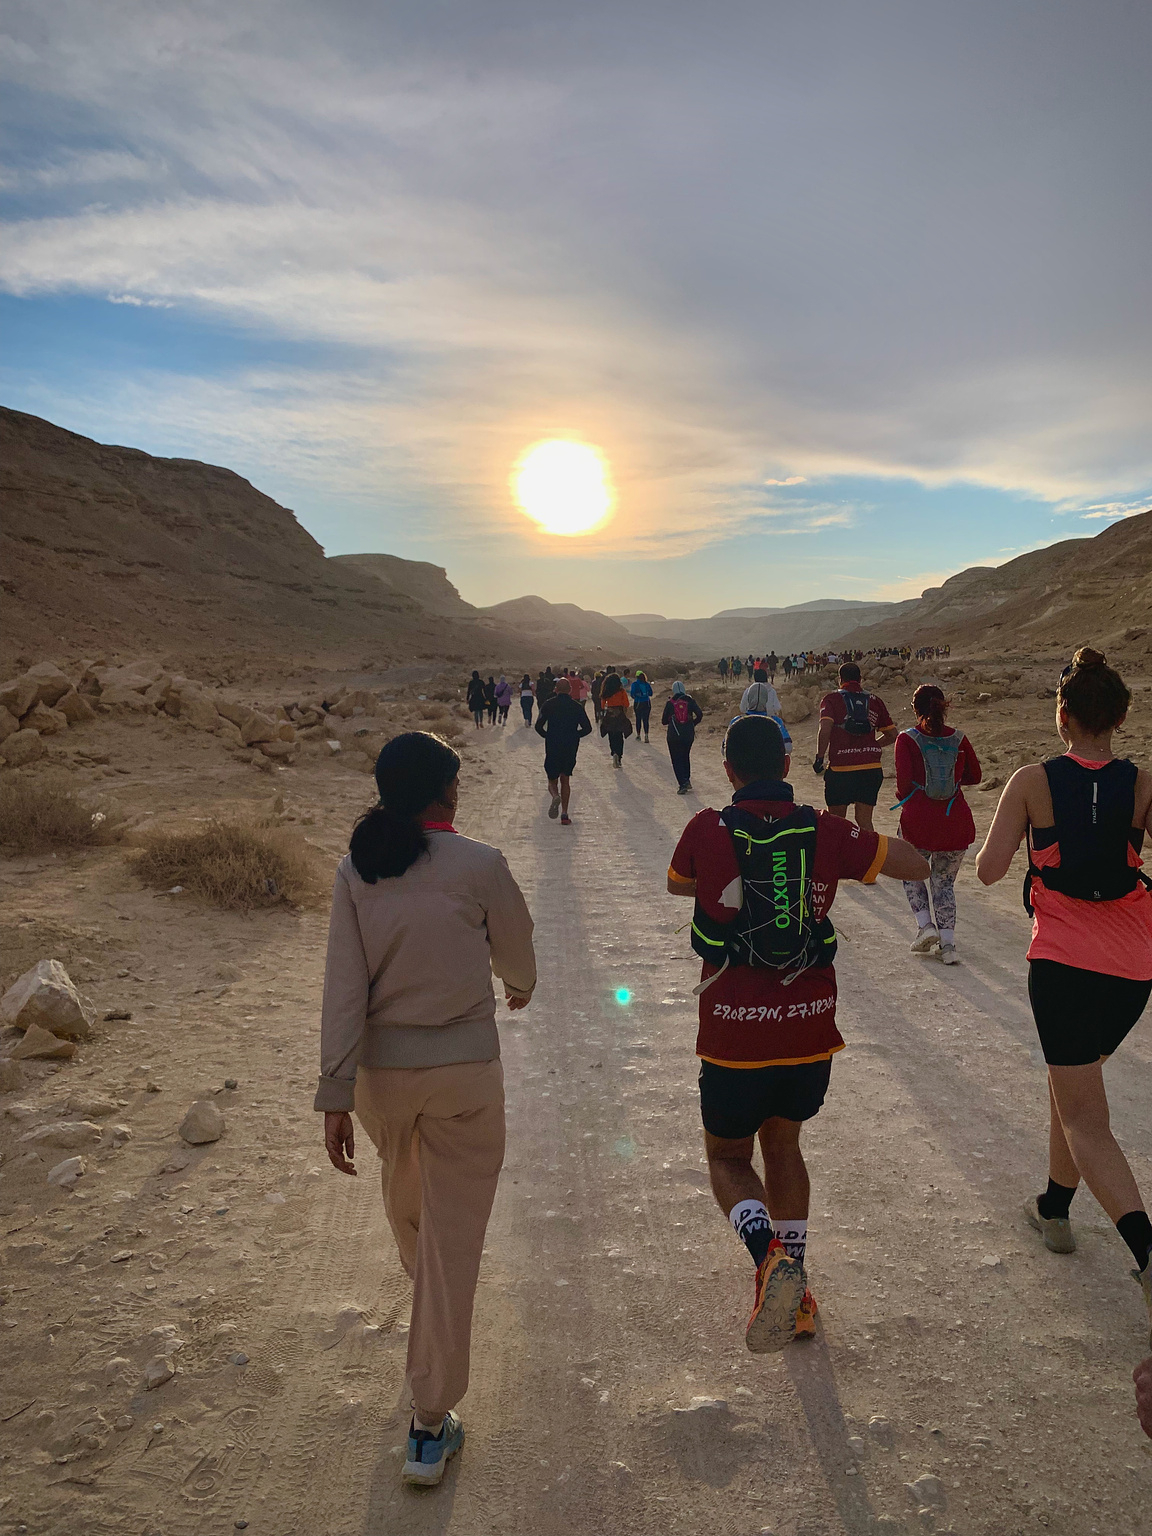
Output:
[745, 1239, 806, 1353]
[793, 1287, 818, 1340]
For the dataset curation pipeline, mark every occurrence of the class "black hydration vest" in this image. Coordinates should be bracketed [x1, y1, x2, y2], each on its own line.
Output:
[691, 806, 837, 982]
[1024, 756, 1145, 914]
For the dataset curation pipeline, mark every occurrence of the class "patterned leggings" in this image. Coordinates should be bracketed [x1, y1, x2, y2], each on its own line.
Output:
[903, 848, 965, 932]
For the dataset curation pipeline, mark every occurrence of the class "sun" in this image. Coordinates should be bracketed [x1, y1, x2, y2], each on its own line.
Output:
[511, 439, 615, 536]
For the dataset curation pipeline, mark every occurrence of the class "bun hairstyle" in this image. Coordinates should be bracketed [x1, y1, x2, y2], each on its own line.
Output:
[1057, 647, 1131, 736]
[349, 731, 461, 883]
[912, 684, 949, 735]
[603, 673, 622, 695]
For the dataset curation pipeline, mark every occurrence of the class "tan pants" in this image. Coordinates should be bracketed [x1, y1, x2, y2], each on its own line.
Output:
[354, 1058, 505, 1419]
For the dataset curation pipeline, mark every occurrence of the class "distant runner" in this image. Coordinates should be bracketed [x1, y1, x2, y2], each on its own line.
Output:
[631, 670, 654, 742]
[667, 715, 928, 1351]
[591, 670, 606, 723]
[483, 675, 497, 725]
[599, 672, 633, 768]
[661, 679, 703, 793]
[767, 651, 778, 683]
[535, 676, 592, 824]
[739, 668, 792, 756]
[976, 649, 1152, 1343]
[466, 671, 486, 729]
[494, 675, 512, 725]
[814, 662, 897, 831]
[719, 656, 730, 685]
[519, 673, 535, 726]
[893, 685, 982, 964]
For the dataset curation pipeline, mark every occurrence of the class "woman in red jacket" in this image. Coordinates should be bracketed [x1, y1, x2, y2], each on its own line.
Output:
[894, 684, 982, 964]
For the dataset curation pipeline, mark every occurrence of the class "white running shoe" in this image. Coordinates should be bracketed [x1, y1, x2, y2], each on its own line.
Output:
[1023, 1196, 1076, 1254]
[939, 943, 958, 964]
[548, 794, 561, 819]
[910, 926, 940, 954]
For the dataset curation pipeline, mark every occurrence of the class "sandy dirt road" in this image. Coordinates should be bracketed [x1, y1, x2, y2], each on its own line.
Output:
[1, 704, 1149, 1536]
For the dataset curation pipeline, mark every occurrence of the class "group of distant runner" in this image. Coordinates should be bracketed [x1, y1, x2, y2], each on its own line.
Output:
[318, 646, 1152, 1486]
[717, 643, 951, 687]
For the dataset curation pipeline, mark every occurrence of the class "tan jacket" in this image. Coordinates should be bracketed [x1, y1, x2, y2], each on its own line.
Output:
[314, 831, 536, 1111]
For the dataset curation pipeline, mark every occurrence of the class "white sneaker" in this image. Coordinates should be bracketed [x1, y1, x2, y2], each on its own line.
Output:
[910, 926, 940, 954]
[1023, 1196, 1076, 1254]
[939, 943, 958, 964]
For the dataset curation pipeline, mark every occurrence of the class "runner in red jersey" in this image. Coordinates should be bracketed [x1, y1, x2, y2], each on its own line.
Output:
[814, 662, 897, 832]
[667, 715, 928, 1351]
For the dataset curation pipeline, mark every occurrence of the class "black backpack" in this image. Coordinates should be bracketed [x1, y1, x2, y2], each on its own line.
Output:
[840, 690, 872, 736]
[1024, 756, 1147, 914]
[691, 806, 837, 982]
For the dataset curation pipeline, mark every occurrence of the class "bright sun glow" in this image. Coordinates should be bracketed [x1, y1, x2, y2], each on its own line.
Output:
[512, 439, 614, 536]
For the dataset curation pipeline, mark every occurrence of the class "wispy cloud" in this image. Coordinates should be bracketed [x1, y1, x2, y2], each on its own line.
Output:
[1079, 500, 1150, 520]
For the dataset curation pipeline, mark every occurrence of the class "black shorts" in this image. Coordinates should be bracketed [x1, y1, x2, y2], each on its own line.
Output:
[1027, 959, 1151, 1067]
[824, 766, 884, 808]
[698, 1057, 832, 1139]
[544, 747, 578, 779]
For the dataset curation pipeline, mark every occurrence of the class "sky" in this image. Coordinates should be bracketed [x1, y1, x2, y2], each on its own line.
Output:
[2, 0, 1150, 618]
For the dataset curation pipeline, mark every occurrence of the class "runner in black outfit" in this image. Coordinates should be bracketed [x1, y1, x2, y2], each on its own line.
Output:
[661, 680, 704, 793]
[535, 677, 592, 824]
[466, 671, 486, 728]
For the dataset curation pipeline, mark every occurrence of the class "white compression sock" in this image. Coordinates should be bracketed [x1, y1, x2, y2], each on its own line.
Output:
[915, 910, 934, 930]
[939, 928, 955, 945]
[771, 1218, 807, 1265]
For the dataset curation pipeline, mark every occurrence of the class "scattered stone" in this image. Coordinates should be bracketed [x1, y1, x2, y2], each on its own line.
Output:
[326, 739, 342, 753]
[22, 661, 74, 706]
[144, 1357, 175, 1390]
[673, 1396, 728, 1417]
[0, 674, 39, 717]
[847, 1435, 866, 1456]
[113, 1414, 134, 1431]
[240, 711, 278, 745]
[66, 1095, 118, 1117]
[0, 959, 95, 1040]
[980, 1254, 1002, 1268]
[229, 1352, 249, 1366]
[110, 1125, 133, 1144]
[20, 1120, 102, 1150]
[905, 1473, 945, 1507]
[21, 702, 68, 735]
[103, 1009, 132, 1022]
[56, 688, 97, 724]
[178, 1099, 224, 1145]
[0, 728, 44, 766]
[0, 1057, 25, 1093]
[179, 693, 222, 733]
[47, 1156, 86, 1188]
[110, 1250, 134, 1263]
[224, 1078, 238, 1090]
[868, 1415, 894, 1447]
[160, 1149, 193, 1174]
[0, 704, 19, 742]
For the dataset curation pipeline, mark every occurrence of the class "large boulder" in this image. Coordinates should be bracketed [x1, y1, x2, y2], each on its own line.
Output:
[22, 662, 74, 707]
[100, 684, 154, 713]
[241, 711, 278, 746]
[780, 691, 816, 724]
[215, 699, 250, 728]
[21, 702, 68, 735]
[91, 663, 163, 693]
[0, 959, 95, 1040]
[179, 1099, 224, 1144]
[19, 1120, 102, 1150]
[258, 739, 298, 762]
[330, 690, 379, 718]
[0, 705, 19, 743]
[0, 1057, 25, 1093]
[179, 692, 223, 733]
[55, 689, 97, 724]
[0, 676, 39, 718]
[1, 729, 44, 767]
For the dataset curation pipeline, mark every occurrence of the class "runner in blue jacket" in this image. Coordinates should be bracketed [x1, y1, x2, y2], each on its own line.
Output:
[631, 672, 654, 742]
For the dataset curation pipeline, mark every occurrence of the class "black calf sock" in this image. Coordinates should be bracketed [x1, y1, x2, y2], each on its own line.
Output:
[1036, 1178, 1077, 1221]
[1116, 1210, 1152, 1272]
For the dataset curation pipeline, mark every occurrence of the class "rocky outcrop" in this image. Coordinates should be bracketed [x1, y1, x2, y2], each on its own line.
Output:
[0, 960, 94, 1040]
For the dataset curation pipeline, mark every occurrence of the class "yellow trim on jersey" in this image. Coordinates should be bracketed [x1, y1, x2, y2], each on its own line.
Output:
[862, 834, 888, 885]
[667, 866, 695, 885]
[826, 761, 882, 770]
[697, 1042, 846, 1069]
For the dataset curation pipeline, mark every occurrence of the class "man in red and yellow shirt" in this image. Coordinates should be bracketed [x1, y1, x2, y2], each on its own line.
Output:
[667, 715, 928, 1351]
[814, 661, 898, 831]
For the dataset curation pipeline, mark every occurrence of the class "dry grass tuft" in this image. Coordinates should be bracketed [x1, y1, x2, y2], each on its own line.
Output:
[128, 819, 321, 911]
[417, 701, 449, 722]
[0, 774, 125, 854]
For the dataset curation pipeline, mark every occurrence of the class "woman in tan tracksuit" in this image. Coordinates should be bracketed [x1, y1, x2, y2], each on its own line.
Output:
[315, 731, 536, 1486]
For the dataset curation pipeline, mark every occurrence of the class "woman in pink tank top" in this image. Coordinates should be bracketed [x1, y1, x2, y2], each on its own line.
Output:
[976, 648, 1152, 1343]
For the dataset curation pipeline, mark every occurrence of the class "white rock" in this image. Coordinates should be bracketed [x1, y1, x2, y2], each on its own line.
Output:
[114, 1414, 134, 1431]
[0, 959, 94, 1040]
[47, 1156, 86, 1187]
[178, 1099, 224, 1145]
[906, 1473, 945, 1507]
[143, 1357, 175, 1390]
[20, 1120, 102, 1150]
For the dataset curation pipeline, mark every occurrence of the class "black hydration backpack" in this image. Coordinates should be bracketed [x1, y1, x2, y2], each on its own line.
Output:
[691, 806, 837, 983]
[1024, 755, 1147, 914]
[840, 689, 873, 736]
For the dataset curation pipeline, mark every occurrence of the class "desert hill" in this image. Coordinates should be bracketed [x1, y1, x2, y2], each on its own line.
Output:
[611, 598, 913, 658]
[831, 510, 1152, 656]
[480, 594, 642, 654]
[0, 409, 659, 679]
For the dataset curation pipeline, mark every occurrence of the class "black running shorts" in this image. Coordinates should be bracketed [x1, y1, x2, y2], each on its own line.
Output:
[1028, 959, 1151, 1066]
[544, 747, 579, 780]
[824, 766, 884, 808]
[698, 1057, 833, 1139]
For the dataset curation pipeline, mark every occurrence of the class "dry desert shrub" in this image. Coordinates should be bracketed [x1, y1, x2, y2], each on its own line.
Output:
[0, 773, 125, 854]
[128, 819, 320, 911]
[417, 701, 449, 722]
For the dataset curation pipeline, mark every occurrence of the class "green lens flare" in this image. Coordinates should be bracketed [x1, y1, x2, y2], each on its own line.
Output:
[614, 988, 632, 1006]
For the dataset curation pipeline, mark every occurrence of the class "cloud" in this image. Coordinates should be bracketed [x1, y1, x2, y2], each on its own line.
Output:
[1079, 500, 1150, 520]
[1, 0, 1150, 562]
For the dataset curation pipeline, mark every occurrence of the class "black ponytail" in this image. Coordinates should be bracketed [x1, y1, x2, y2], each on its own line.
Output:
[349, 731, 461, 882]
